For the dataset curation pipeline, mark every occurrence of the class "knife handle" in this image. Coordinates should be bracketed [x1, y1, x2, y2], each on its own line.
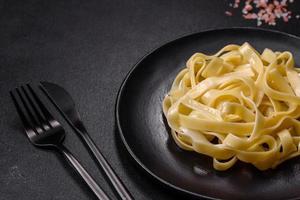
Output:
[80, 131, 134, 200]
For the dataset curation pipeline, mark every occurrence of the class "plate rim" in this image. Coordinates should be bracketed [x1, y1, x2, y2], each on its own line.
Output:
[115, 27, 300, 200]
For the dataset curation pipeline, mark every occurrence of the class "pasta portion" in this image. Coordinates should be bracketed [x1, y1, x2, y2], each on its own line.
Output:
[163, 43, 300, 171]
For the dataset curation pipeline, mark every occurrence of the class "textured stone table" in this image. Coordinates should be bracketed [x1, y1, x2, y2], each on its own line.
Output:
[1, 1, 300, 199]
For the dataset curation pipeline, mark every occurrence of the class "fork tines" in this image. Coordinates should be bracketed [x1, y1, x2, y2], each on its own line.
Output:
[10, 84, 57, 136]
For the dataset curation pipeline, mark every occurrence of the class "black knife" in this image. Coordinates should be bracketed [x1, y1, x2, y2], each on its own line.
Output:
[40, 82, 133, 200]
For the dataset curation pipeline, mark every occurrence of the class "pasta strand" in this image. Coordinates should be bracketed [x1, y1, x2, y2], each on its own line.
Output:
[163, 43, 300, 170]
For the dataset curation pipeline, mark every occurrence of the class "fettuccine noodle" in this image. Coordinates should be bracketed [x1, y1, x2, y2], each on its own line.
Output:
[163, 43, 300, 171]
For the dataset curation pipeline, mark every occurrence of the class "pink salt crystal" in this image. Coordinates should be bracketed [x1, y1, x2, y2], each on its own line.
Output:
[267, 4, 275, 11]
[225, 11, 233, 16]
[234, 0, 240, 8]
[245, 4, 253, 11]
[261, 13, 268, 21]
[258, 0, 268, 8]
[243, 13, 258, 19]
[281, 0, 287, 6]
[226, 0, 295, 26]
[274, 8, 282, 16]
[269, 13, 276, 21]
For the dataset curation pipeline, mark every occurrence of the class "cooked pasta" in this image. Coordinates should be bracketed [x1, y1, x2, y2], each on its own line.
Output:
[162, 43, 300, 171]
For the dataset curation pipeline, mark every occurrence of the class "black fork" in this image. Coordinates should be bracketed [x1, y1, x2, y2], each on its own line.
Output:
[10, 84, 111, 200]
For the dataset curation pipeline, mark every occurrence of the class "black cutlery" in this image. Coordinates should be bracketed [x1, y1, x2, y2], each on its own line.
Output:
[10, 84, 111, 200]
[40, 82, 133, 200]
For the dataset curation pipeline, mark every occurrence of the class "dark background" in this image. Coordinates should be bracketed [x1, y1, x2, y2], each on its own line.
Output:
[1, 0, 300, 200]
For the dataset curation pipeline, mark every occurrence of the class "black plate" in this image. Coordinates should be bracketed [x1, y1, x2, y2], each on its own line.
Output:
[115, 28, 300, 200]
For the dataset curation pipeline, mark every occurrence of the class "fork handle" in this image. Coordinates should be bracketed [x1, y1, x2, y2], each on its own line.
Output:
[56, 145, 111, 200]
